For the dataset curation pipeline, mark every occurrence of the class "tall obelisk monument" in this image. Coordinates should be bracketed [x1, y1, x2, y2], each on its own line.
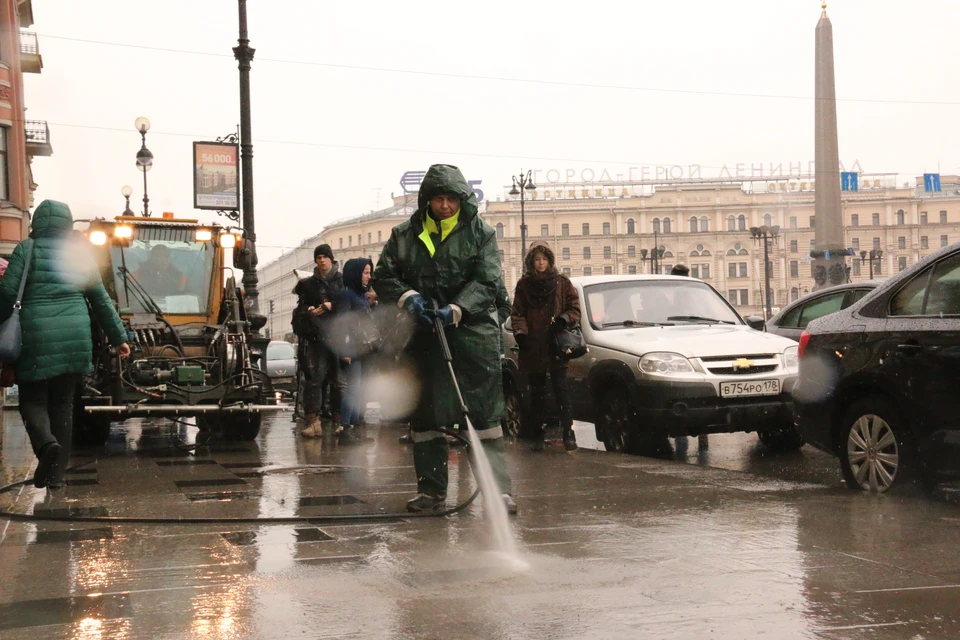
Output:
[813, 1, 847, 289]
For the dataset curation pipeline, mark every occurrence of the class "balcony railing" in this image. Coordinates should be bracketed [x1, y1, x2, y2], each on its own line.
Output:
[24, 120, 52, 156]
[20, 31, 38, 55]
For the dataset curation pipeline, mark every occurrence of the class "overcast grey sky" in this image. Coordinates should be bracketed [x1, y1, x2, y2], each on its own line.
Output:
[25, 0, 960, 264]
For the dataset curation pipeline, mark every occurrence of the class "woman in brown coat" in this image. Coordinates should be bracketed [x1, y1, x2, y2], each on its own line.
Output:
[511, 241, 581, 451]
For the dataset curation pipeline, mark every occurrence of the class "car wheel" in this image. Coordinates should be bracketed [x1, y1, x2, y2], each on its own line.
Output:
[839, 397, 914, 492]
[597, 389, 638, 453]
[757, 425, 805, 452]
[503, 383, 524, 439]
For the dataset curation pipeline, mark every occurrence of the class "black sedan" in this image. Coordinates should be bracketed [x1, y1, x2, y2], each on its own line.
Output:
[794, 244, 960, 492]
[765, 281, 881, 341]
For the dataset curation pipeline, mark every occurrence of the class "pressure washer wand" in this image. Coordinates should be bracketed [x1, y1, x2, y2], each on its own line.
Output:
[431, 299, 471, 421]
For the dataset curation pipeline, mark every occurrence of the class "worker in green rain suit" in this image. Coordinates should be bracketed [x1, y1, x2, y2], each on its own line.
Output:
[373, 164, 517, 515]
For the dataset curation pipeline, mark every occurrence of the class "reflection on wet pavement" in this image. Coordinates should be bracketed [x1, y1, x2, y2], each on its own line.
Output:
[1, 409, 960, 638]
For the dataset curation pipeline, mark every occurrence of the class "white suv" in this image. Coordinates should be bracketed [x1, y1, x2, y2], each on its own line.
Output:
[502, 275, 803, 453]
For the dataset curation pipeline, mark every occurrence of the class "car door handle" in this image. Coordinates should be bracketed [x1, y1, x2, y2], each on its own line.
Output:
[896, 343, 924, 355]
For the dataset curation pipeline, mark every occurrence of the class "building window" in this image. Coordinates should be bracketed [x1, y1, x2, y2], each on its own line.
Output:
[728, 262, 748, 278]
[921, 236, 929, 249]
[496, 223, 504, 238]
[852, 260, 860, 276]
[562, 247, 570, 260]
[852, 237, 860, 251]
[737, 215, 746, 231]
[367, 232, 371, 244]
[873, 237, 881, 250]
[941, 210, 948, 224]
[727, 215, 735, 231]
[628, 265, 637, 274]
[810, 239, 816, 252]
[663, 218, 672, 233]
[562, 267, 571, 276]
[700, 216, 709, 232]
[339, 238, 343, 249]
[602, 222, 611, 235]
[541, 224, 549, 236]
[358, 234, 362, 246]
[898, 256, 907, 272]
[583, 247, 591, 259]
[898, 236, 906, 250]
[0, 128, 7, 201]
[728, 289, 749, 306]
[582, 266, 592, 276]
[348, 236, 353, 247]
[663, 264, 673, 274]
[603, 265, 613, 275]
[896, 210, 905, 225]
[626, 219, 636, 235]
[562, 223, 569, 236]
[691, 263, 710, 279]
[627, 245, 636, 258]
[763, 213, 773, 227]
[920, 211, 928, 224]
[789, 216, 797, 229]
[851, 214, 859, 227]
[582, 223, 590, 236]
[378, 230, 382, 242]
[790, 260, 799, 277]
[603, 246, 612, 259]
[942, 234, 949, 247]
[689, 216, 698, 233]
[498, 249, 505, 262]
[789, 239, 798, 253]
[791, 287, 799, 301]
[652, 218, 661, 234]
[872, 212, 880, 225]
[809, 216, 816, 228]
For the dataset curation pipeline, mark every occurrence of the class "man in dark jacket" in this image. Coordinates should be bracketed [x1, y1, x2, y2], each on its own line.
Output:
[292, 244, 345, 438]
[373, 164, 516, 515]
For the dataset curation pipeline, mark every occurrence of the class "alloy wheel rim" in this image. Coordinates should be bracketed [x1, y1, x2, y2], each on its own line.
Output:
[847, 413, 899, 492]
[604, 397, 628, 451]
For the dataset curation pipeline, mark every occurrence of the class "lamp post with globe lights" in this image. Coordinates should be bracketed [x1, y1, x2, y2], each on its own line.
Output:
[120, 185, 134, 216]
[859, 249, 883, 279]
[750, 225, 780, 320]
[134, 117, 153, 217]
[508, 169, 536, 266]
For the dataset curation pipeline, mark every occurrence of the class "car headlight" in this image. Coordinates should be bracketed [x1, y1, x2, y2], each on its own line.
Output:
[639, 352, 695, 375]
[782, 346, 799, 371]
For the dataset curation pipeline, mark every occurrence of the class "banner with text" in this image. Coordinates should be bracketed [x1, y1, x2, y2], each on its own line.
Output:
[194, 142, 239, 210]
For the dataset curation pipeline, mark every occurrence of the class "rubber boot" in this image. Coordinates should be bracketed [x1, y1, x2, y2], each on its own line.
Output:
[562, 427, 578, 452]
[300, 414, 322, 438]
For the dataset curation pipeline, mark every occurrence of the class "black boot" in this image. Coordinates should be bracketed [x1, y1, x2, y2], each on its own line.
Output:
[406, 493, 446, 513]
[562, 428, 578, 452]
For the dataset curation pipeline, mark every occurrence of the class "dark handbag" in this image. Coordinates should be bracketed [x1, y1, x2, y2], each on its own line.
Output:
[350, 313, 382, 356]
[0, 240, 33, 364]
[551, 320, 588, 362]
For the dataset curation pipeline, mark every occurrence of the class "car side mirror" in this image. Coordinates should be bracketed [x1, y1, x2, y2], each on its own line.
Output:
[744, 315, 766, 331]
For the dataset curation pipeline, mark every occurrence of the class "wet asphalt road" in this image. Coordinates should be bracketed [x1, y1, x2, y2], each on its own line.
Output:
[1, 410, 959, 639]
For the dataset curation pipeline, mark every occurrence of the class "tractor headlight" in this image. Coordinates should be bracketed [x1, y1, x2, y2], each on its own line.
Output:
[196, 228, 213, 242]
[90, 230, 107, 246]
[782, 346, 799, 371]
[639, 352, 695, 375]
[219, 233, 237, 248]
[114, 225, 133, 239]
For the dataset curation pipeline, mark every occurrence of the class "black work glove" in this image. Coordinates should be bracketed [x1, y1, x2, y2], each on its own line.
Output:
[421, 305, 456, 330]
[403, 293, 428, 322]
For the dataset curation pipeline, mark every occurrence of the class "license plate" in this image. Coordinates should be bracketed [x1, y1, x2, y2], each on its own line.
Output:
[720, 379, 781, 398]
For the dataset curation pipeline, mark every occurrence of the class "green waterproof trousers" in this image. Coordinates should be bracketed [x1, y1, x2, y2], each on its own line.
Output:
[412, 421, 512, 498]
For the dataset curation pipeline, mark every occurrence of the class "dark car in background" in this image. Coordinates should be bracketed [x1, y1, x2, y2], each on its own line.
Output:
[766, 281, 881, 341]
[265, 340, 297, 394]
[795, 244, 960, 492]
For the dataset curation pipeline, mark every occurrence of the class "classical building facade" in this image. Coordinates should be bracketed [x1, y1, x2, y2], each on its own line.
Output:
[258, 175, 960, 336]
[0, 0, 52, 256]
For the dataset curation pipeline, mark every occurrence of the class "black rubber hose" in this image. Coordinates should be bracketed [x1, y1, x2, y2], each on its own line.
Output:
[0, 427, 480, 524]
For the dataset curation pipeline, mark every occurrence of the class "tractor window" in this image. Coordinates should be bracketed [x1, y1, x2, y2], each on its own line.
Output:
[111, 235, 216, 315]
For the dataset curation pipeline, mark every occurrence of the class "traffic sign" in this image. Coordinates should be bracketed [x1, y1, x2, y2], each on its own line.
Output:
[924, 173, 941, 192]
[841, 172, 859, 191]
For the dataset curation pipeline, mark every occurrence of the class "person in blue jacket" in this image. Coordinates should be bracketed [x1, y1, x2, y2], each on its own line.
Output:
[334, 257, 376, 445]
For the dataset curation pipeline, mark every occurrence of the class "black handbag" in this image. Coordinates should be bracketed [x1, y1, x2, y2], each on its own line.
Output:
[0, 240, 34, 364]
[551, 320, 588, 362]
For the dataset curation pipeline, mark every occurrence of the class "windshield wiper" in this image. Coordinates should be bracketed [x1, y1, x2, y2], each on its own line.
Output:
[666, 315, 735, 325]
[601, 320, 672, 328]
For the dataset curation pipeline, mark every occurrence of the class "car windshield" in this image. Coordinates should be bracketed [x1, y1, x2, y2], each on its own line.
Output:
[584, 279, 742, 329]
[111, 228, 215, 315]
[267, 342, 297, 361]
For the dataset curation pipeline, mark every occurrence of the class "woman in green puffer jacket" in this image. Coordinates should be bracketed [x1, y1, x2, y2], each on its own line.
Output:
[0, 200, 130, 489]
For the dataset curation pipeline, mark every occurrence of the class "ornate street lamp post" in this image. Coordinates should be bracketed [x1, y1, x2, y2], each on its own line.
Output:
[750, 225, 780, 320]
[509, 169, 536, 265]
[120, 185, 134, 216]
[858, 249, 883, 279]
[134, 117, 152, 217]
